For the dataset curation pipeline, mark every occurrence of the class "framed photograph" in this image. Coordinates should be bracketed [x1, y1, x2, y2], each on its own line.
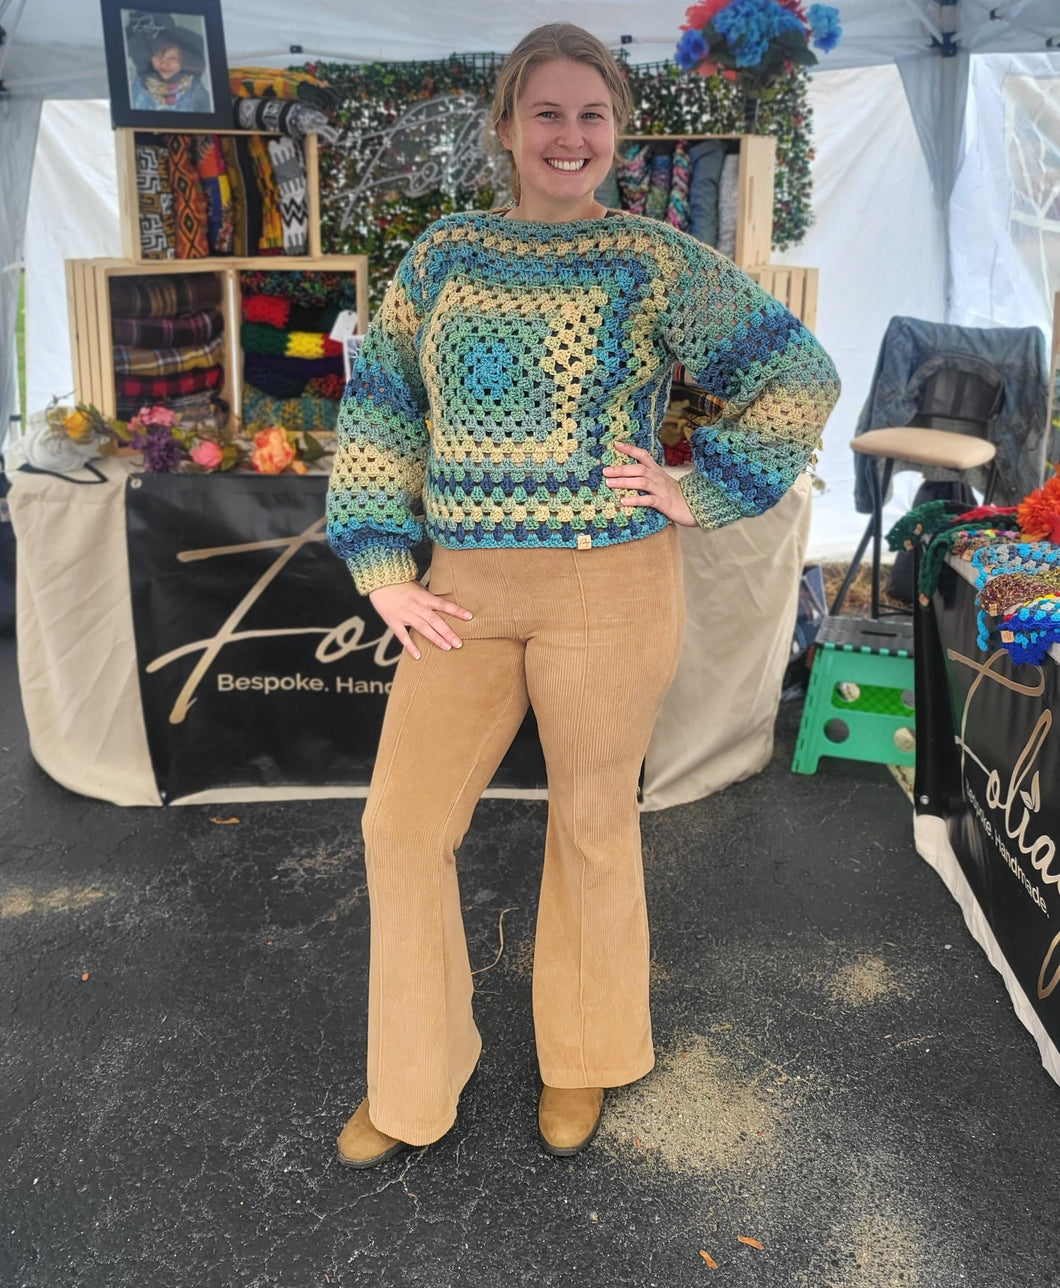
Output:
[100, 1, 234, 130]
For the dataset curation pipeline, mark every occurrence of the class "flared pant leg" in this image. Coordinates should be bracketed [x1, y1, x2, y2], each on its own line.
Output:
[360, 554, 530, 1145]
[525, 527, 685, 1087]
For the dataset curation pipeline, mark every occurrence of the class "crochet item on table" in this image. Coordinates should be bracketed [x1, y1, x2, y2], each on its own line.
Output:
[113, 306, 223, 349]
[167, 135, 210, 259]
[978, 570, 1060, 618]
[113, 331, 225, 377]
[240, 271, 359, 312]
[110, 274, 223, 318]
[194, 135, 235, 256]
[326, 209, 840, 596]
[666, 142, 691, 232]
[235, 97, 334, 140]
[971, 541, 1060, 655]
[266, 136, 309, 256]
[948, 528, 1022, 562]
[241, 322, 341, 358]
[616, 144, 650, 215]
[242, 384, 341, 433]
[135, 143, 175, 259]
[886, 501, 1021, 601]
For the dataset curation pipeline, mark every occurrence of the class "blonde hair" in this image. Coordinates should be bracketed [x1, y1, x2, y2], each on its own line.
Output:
[488, 23, 633, 201]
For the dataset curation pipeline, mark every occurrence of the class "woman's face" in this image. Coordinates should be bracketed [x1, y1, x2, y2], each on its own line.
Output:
[151, 44, 183, 80]
[497, 58, 617, 218]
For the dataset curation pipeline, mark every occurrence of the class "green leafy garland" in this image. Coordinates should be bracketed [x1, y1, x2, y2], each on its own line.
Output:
[310, 53, 812, 309]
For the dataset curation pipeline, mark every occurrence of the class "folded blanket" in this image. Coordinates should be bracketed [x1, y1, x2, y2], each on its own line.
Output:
[247, 133, 284, 253]
[110, 273, 222, 319]
[116, 364, 224, 400]
[241, 323, 341, 358]
[167, 134, 210, 259]
[243, 352, 344, 399]
[116, 390, 229, 429]
[267, 135, 309, 255]
[113, 331, 225, 377]
[113, 306, 223, 348]
[239, 271, 358, 311]
[136, 142, 175, 260]
[667, 142, 691, 232]
[242, 384, 340, 434]
[242, 293, 341, 332]
[195, 135, 235, 256]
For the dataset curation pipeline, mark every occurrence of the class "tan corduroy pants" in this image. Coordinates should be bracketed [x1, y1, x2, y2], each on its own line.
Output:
[360, 526, 685, 1145]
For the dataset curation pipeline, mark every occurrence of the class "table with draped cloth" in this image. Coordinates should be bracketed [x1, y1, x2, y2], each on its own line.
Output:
[8, 459, 810, 809]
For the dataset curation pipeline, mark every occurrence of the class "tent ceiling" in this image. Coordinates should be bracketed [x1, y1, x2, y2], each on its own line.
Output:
[4, 0, 1060, 96]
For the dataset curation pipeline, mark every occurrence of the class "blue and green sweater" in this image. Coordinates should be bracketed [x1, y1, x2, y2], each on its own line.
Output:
[327, 209, 840, 595]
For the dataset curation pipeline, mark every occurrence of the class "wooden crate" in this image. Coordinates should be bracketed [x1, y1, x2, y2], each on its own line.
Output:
[620, 133, 776, 268]
[115, 127, 324, 265]
[65, 254, 369, 428]
[747, 264, 819, 330]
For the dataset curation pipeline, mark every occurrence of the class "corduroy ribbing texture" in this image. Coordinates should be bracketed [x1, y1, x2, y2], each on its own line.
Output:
[359, 527, 684, 1146]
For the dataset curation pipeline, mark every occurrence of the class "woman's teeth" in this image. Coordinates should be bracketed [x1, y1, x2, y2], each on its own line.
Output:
[546, 159, 587, 171]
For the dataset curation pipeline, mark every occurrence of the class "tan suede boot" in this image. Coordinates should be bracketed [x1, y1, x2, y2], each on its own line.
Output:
[538, 1086, 605, 1156]
[336, 1099, 410, 1169]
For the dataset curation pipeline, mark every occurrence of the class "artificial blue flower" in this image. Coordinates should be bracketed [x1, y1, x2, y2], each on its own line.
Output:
[808, 4, 842, 52]
[713, 0, 805, 68]
[674, 27, 710, 71]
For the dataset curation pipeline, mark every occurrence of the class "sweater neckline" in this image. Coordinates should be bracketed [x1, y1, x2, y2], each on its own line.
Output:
[480, 208, 622, 235]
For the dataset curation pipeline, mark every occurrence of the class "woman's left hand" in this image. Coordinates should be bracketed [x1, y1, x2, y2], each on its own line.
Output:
[603, 442, 698, 528]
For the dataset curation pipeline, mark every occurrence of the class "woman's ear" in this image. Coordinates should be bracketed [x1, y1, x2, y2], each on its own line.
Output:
[496, 117, 512, 151]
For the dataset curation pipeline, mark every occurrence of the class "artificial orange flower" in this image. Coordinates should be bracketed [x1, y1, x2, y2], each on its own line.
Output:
[251, 426, 295, 475]
[1017, 473, 1060, 543]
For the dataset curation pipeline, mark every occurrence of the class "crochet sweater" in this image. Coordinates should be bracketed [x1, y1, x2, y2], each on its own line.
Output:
[327, 210, 840, 595]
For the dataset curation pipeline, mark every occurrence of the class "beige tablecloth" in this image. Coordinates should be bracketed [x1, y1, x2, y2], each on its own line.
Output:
[10, 463, 810, 808]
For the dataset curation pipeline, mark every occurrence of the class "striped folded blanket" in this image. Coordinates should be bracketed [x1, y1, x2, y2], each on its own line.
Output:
[113, 307, 223, 348]
[241, 323, 341, 358]
[242, 384, 340, 434]
[116, 365, 224, 401]
[228, 66, 340, 113]
[114, 332, 225, 377]
[110, 274, 223, 319]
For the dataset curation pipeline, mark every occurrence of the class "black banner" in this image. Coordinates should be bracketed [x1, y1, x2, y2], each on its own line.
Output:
[926, 562, 1060, 1048]
[126, 473, 546, 800]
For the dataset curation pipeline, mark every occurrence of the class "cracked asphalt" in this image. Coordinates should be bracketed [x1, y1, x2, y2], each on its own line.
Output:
[3, 633, 1060, 1288]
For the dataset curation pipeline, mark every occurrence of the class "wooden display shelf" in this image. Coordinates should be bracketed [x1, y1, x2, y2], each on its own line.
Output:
[65, 254, 369, 427]
[747, 264, 819, 330]
[115, 127, 323, 265]
[620, 133, 775, 268]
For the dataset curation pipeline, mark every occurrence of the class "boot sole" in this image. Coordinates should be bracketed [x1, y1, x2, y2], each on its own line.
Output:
[538, 1112, 602, 1157]
[336, 1138, 410, 1170]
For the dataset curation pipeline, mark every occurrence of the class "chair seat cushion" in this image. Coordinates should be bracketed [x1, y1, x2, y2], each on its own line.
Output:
[850, 426, 997, 470]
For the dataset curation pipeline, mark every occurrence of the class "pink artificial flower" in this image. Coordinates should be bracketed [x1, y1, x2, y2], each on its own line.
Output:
[191, 440, 224, 470]
[138, 404, 177, 428]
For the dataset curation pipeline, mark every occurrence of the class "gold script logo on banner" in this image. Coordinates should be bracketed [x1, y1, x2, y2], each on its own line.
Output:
[144, 517, 402, 726]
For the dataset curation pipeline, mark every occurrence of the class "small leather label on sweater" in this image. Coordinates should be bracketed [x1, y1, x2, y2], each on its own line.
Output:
[577, 534, 592, 550]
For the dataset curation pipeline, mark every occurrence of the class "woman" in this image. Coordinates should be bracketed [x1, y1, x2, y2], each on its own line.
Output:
[127, 19, 211, 113]
[326, 22, 840, 1167]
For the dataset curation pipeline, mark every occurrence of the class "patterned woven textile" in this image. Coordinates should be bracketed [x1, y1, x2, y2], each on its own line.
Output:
[267, 136, 309, 255]
[240, 272, 358, 311]
[234, 136, 263, 255]
[645, 151, 672, 221]
[112, 306, 223, 348]
[241, 323, 341, 358]
[235, 97, 332, 140]
[325, 210, 840, 596]
[195, 135, 235, 256]
[244, 352, 343, 398]
[667, 142, 691, 232]
[167, 134, 209, 259]
[116, 364, 224, 400]
[243, 293, 342, 332]
[116, 390, 229, 427]
[110, 274, 223, 319]
[113, 331, 225, 377]
[136, 143, 175, 260]
[616, 144, 650, 216]
[242, 384, 341, 433]
[220, 136, 248, 257]
[248, 134, 284, 253]
[228, 66, 340, 112]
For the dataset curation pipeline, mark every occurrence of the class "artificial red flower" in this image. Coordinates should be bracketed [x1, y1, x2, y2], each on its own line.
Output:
[681, 0, 728, 31]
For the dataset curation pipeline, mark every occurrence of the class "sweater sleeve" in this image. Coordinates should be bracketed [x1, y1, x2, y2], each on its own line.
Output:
[326, 246, 430, 596]
[659, 235, 840, 530]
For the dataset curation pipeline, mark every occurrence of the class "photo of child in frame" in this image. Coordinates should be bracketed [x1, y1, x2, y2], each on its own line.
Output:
[122, 9, 214, 113]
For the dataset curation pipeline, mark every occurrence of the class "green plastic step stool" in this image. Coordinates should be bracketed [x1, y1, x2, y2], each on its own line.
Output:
[792, 616, 915, 774]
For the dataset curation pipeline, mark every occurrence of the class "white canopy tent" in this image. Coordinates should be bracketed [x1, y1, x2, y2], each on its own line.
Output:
[3, 0, 1059, 555]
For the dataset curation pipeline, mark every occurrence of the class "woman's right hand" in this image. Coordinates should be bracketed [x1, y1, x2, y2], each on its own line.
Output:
[368, 581, 474, 661]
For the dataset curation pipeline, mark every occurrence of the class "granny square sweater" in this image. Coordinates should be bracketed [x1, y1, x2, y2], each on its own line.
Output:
[327, 210, 840, 595]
